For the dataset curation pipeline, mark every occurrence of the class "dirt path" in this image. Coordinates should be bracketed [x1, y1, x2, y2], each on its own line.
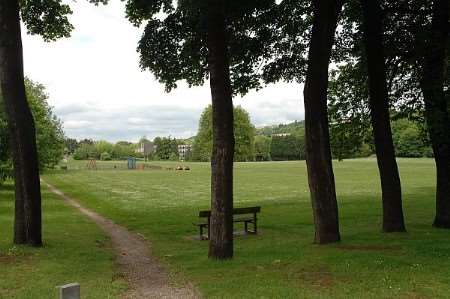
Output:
[43, 181, 199, 299]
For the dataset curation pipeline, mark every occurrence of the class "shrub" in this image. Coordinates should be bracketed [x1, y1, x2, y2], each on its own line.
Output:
[100, 152, 112, 161]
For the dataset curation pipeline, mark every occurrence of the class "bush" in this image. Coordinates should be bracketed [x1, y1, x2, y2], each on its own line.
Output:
[0, 162, 12, 185]
[100, 152, 112, 161]
[169, 152, 179, 161]
[270, 134, 305, 161]
[422, 146, 434, 158]
[254, 135, 271, 161]
[392, 119, 432, 158]
[73, 143, 98, 160]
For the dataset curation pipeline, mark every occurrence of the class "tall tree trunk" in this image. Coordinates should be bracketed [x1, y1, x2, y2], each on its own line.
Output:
[206, 0, 234, 259]
[360, 0, 406, 232]
[303, 0, 342, 244]
[0, 0, 42, 246]
[420, 0, 450, 228]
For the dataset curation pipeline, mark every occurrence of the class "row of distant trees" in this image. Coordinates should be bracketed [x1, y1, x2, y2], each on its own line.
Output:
[258, 119, 433, 161]
[191, 106, 432, 162]
[70, 139, 136, 161]
[70, 136, 183, 161]
[68, 104, 433, 163]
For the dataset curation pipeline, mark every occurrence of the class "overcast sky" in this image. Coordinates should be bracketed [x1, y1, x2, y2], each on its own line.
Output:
[22, 1, 305, 142]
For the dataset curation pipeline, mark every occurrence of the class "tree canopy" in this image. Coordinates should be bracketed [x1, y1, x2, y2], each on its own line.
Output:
[125, 0, 280, 95]
[0, 79, 65, 171]
[191, 105, 255, 162]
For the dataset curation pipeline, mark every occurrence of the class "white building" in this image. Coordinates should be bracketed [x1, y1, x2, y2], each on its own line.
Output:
[178, 144, 192, 161]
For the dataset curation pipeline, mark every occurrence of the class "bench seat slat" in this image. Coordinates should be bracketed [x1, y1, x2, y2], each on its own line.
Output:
[233, 217, 254, 222]
[199, 206, 261, 218]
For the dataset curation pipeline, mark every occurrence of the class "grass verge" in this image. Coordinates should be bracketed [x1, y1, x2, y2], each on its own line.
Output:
[0, 181, 125, 299]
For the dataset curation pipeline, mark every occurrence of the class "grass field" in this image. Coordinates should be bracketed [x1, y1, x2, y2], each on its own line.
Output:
[2, 158, 450, 298]
[0, 182, 126, 299]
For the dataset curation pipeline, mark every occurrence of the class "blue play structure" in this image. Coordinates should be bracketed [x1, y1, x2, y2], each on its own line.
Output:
[127, 157, 136, 169]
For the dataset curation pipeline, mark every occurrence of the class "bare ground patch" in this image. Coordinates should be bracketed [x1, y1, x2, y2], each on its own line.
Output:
[286, 265, 338, 290]
[0, 254, 17, 265]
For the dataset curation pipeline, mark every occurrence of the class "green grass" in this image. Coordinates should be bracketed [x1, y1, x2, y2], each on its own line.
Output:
[0, 159, 450, 298]
[0, 181, 126, 299]
[39, 158, 450, 298]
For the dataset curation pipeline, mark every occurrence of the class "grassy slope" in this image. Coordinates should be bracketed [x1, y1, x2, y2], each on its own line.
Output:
[0, 182, 125, 299]
[43, 158, 450, 298]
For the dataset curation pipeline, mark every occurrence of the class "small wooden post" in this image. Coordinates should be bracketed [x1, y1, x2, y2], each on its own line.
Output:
[59, 283, 80, 299]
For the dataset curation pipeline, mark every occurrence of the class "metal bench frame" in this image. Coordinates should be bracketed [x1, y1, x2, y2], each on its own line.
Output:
[195, 206, 261, 240]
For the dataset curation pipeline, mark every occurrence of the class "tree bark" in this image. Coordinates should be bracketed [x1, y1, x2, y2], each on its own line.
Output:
[303, 0, 342, 244]
[420, 0, 450, 228]
[360, 0, 406, 232]
[206, 0, 234, 259]
[0, 0, 42, 246]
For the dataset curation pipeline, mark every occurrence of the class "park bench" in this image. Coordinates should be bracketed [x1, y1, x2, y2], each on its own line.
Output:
[194, 206, 261, 240]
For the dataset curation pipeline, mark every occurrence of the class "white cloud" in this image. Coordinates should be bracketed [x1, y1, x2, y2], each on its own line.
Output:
[21, 1, 304, 142]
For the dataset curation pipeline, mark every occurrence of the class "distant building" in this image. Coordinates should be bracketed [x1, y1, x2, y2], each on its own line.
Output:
[136, 141, 155, 157]
[272, 133, 291, 137]
[178, 144, 192, 161]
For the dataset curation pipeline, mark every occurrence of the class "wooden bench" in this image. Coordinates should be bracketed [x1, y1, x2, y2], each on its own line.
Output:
[194, 206, 261, 240]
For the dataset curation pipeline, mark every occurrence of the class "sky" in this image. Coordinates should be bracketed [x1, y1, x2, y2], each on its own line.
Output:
[22, 1, 305, 143]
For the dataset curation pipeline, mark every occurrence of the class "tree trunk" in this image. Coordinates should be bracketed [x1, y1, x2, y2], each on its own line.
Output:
[360, 0, 406, 232]
[206, 0, 234, 259]
[13, 174, 26, 244]
[303, 0, 342, 244]
[0, 0, 42, 246]
[420, 0, 450, 228]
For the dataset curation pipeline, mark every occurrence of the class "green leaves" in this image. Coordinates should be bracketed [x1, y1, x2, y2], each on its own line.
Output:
[131, 0, 285, 95]
[1, 79, 65, 170]
[19, 0, 112, 41]
[138, 14, 207, 92]
[20, 0, 74, 41]
[270, 134, 304, 161]
[25, 78, 65, 169]
[154, 137, 179, 160]
[125, 0, 174, 26]
[191, 105, 255, 162]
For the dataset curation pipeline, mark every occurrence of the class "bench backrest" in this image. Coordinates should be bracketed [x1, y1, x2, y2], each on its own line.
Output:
[199, 206, 261, 218]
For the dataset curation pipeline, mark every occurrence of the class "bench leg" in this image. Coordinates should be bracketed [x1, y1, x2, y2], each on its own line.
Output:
[244, 221, 248, 234]
[207, 217, 211, 240]
[254, 216, 258, 234]
[199, 225, 204, 240]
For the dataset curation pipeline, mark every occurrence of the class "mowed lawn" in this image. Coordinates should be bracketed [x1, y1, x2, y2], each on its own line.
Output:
[0, 182, 126, 299]
[15, 158, 450, 298]
[41, 158, 450, 298]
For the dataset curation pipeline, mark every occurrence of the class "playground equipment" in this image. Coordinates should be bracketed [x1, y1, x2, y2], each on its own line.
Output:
[127, 157, 136, 170]
[86, 159, 97, 170]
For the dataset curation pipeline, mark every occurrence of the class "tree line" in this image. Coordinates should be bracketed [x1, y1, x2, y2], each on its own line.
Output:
[70, 136, 185, 161]
[192, 108, 432, 162]
[67, 106, 431, 163]
[0, 0, 448, 260]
